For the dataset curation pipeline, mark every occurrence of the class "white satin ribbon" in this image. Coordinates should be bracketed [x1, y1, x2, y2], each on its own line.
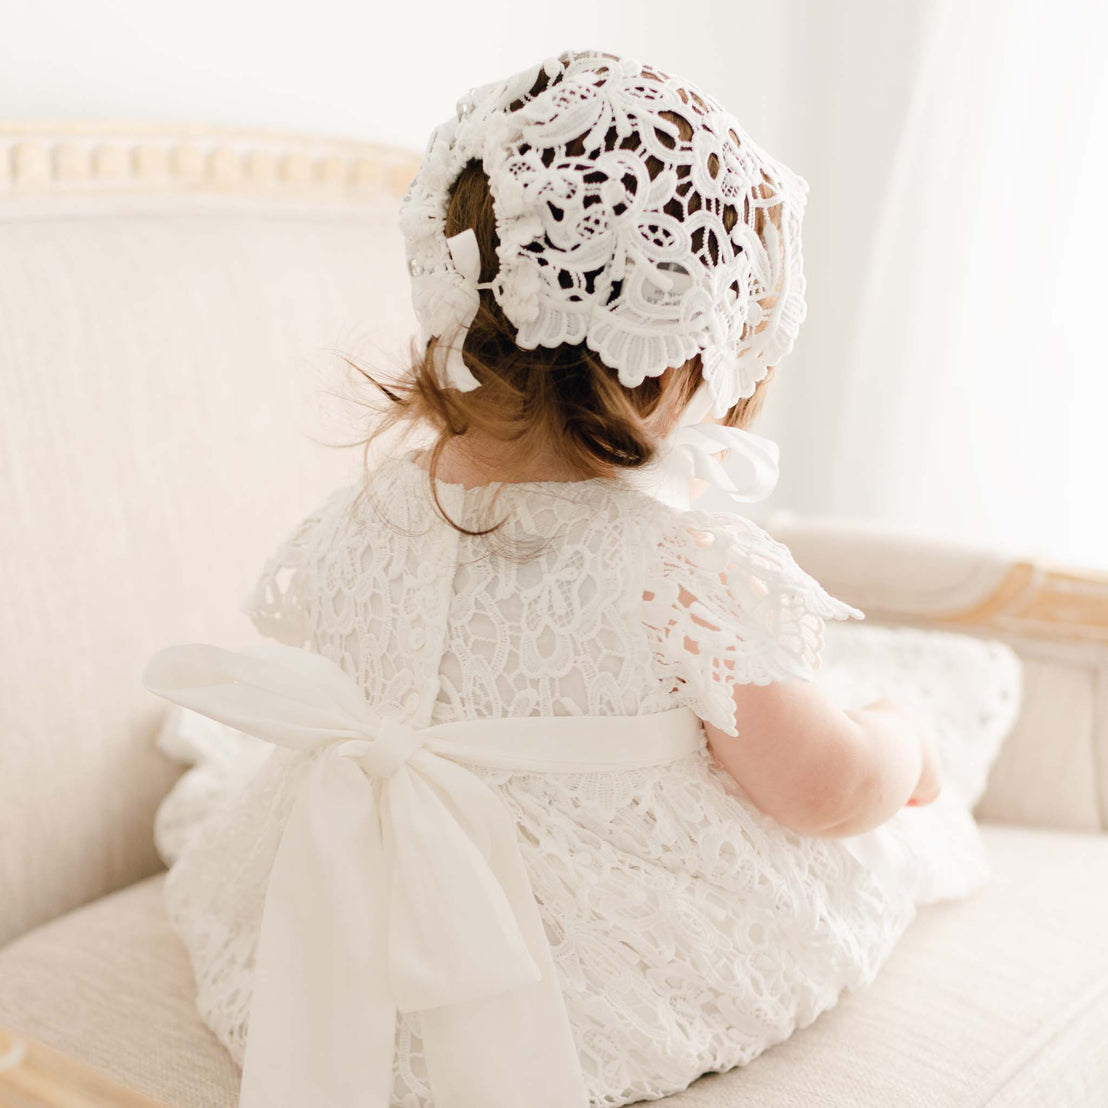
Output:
[435, 227, 496, 392]
[142, 640, 704, 1108]
[625, 380, 781, 511]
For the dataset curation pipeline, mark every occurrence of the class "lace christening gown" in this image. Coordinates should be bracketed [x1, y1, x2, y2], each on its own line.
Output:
[162, 447, 998, 1107]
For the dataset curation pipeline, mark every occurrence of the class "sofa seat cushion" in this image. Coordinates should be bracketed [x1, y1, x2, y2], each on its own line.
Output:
[1, 822, 1107, 1108]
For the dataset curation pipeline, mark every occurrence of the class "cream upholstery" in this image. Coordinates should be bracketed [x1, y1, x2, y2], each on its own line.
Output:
[0, 125, 420, 944]
[2, 123, 1106, 1107]
[2, 824, 1107, 1108]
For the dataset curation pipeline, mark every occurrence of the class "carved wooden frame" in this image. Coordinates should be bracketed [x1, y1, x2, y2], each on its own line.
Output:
[858, 560, 1108, 646]
[0, 121, 421, 200]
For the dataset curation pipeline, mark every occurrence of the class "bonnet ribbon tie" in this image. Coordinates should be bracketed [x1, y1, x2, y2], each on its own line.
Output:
[625, 380, 780, 511]
[142, 641, 703, 1108]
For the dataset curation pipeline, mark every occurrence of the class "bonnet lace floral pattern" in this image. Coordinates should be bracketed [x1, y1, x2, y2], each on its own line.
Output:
[400, 49, 809, 414]
[160, 451, 1007, 1107]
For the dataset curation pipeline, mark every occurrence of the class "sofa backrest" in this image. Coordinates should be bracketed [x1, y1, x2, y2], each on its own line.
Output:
[0, 123, 421, 944]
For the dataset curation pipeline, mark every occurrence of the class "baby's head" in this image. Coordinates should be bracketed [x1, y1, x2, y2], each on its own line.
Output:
[364, 49, 807, 493]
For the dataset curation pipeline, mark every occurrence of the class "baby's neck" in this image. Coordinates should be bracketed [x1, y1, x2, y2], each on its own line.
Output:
[421, 433, 612, 489]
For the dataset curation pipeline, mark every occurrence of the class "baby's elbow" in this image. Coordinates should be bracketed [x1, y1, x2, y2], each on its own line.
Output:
[771, 741, 880, 838]
[708, 684, 883, 838]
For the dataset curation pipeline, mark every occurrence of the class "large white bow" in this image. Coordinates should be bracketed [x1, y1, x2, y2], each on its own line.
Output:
[142, 641, 592, 1108]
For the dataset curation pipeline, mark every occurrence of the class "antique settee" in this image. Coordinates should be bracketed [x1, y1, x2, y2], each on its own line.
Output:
[0, 123, 1106, 1108]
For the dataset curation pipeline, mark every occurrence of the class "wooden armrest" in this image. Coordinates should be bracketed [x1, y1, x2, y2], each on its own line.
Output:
[0, 1028, 169, 1108]
[766, 512, 1108, 833]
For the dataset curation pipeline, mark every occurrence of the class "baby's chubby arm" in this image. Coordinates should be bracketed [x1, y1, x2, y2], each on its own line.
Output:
[703, 679, 942, 837]
[673, 491, 940, 836]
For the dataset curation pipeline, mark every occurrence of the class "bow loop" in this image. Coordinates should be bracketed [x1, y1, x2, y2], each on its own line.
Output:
[446, 226, 483, 283]
[140, 640, 378, 751]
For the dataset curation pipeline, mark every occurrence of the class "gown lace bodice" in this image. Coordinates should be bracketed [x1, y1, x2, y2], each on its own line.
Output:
[159, 447, 1019, 1107]
[243, 449, 869, 731]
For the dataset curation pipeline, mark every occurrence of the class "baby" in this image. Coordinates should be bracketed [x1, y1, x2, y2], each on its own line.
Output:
[144, 48, 977, 1108]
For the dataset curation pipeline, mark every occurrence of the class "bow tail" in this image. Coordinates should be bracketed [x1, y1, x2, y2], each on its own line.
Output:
[417, 868, 590, 1108]
[238, 753, 398, 1108]
[385, 757, 590, 1108]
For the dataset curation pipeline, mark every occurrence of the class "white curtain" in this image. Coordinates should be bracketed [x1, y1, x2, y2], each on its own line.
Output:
[816, 0, 1108, 567]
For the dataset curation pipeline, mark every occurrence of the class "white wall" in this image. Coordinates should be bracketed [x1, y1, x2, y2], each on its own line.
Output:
[3, 1, 804, 148]
[749, 1, 933, 517]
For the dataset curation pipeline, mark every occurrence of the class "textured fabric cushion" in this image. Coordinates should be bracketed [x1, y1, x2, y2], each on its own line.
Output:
[1, 823, 1106, 1108]
[0, 192, 414, 944]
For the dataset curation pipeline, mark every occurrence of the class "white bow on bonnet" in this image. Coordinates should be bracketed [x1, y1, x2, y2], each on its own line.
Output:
[398, 48, 809, 511]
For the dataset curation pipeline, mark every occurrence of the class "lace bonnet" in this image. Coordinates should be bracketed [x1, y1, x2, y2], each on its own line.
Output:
[398, 47, 810, 421]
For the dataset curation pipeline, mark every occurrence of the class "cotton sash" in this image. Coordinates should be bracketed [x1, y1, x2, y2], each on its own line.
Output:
[142, 640, 705, 1108]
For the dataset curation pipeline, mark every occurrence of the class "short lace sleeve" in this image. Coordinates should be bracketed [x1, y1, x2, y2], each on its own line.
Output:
[239, 483, 357, 647]
[643, 510, 865, 737]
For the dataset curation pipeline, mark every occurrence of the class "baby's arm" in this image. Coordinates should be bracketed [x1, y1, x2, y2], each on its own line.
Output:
[703, 678, 941, 837]
[662, 515, 938, 836]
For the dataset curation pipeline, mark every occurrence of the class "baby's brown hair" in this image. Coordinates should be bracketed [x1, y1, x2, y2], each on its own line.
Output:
[349, 59, 784, 535]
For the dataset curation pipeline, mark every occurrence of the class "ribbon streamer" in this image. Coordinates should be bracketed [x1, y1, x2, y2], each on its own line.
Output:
[435, 227, 496, 392]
